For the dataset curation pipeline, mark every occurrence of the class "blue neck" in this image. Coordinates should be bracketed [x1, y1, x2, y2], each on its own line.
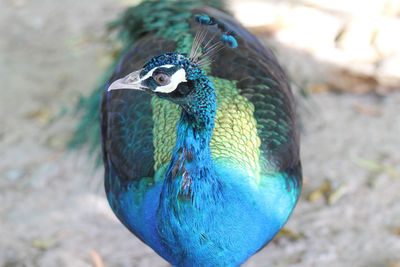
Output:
[164, 80, 217, 199]
[157, 81, 227, 264]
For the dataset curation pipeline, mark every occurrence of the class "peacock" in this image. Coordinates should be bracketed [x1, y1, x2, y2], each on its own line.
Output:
[77, 0, 302, 266]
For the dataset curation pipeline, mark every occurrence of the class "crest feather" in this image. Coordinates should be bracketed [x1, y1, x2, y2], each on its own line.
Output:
[189, 14, 238, 67]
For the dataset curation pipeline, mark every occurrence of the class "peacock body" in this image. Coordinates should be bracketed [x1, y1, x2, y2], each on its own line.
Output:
[97, 0, 302, 266]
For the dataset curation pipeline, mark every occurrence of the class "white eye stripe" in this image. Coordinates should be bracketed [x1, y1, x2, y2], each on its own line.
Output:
[161, 64, 175, 69]
[154, 68, 187, 93]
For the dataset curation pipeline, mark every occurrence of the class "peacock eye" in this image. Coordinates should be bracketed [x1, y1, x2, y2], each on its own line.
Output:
[153, 72, 170, 86]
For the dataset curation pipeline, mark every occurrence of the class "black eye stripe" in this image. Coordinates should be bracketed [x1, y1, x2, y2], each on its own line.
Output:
[154, 65, 178, 75]
[153, 69, 168, 76]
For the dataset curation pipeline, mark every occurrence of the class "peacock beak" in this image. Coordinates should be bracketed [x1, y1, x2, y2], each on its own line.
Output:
[107, 70, 148, 91]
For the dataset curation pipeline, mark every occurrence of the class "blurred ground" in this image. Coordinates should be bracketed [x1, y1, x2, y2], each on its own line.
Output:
[0, 0, 399, 266]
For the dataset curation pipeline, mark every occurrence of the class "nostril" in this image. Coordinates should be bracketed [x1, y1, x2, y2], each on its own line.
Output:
[125, 76, 138, 83]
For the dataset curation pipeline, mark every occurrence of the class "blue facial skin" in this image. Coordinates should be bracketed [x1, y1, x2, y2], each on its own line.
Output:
[105, 52, 300, 267]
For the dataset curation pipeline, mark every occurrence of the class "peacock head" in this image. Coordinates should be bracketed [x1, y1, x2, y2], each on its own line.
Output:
[108, 52, 218, 126]
[108, 52, 209, 104]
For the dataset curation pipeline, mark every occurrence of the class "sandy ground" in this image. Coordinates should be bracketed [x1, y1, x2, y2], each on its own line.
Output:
[1, 0, 399, 266]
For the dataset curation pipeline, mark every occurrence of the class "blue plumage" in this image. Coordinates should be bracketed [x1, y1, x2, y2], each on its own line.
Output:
[97, 1, 302, 266]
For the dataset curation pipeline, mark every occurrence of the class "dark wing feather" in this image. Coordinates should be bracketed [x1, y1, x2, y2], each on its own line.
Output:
[101, 36, 176, 184]
[191, 7, 300, 174]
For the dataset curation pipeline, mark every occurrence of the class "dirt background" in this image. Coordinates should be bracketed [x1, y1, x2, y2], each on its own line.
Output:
[1, 0, 399, 266]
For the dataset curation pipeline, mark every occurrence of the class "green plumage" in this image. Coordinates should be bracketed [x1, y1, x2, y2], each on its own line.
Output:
[73, 0, 302, 265]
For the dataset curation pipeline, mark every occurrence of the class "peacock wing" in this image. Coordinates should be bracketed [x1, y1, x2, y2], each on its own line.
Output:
[190, 7, 301, 182]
